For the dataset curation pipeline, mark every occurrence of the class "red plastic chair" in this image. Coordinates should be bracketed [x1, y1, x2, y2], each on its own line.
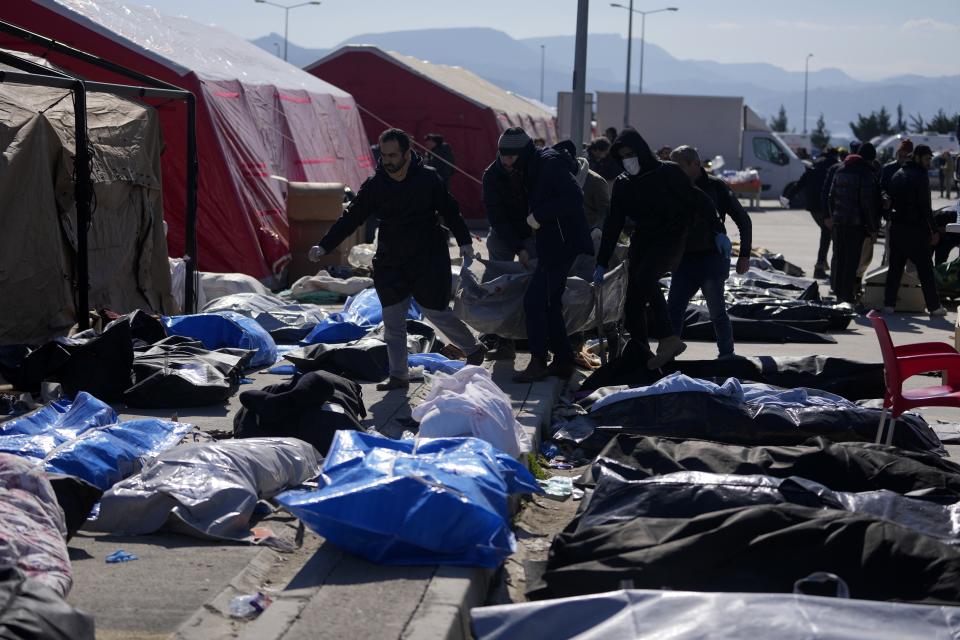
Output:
[867, 310, 960, 444]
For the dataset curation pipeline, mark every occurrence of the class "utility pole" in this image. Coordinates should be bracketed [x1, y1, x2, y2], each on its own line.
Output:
[254, 0, 321, 62]
[571, 0, 589, 153]
[540, 44, 545, 103]
[803, 53, 814, 134]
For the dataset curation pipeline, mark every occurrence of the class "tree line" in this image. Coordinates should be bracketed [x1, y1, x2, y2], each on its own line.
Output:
[769, 103, 960, 146]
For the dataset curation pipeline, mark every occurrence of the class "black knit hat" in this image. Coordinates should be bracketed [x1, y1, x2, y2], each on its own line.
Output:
[498, 127, 531, 154]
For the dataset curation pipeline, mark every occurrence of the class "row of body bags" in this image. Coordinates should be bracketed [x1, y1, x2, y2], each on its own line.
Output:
[531, 433, 960, 605]
[554, 372, 941, 456]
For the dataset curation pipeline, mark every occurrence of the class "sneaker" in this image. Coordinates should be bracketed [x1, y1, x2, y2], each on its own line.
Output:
[929, 307, 948, 317]
[647, 335, 687, 370]
[376, 376, 409, 391]
[882, 306, 895, 314]
[718, 352, 738, 361]
[513, 357, 549, 383]
[486, 340, 516, 361]
[465, 346, 487, 366]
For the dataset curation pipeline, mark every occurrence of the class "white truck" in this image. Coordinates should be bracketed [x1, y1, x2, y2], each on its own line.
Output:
[591, 92, 806, 199]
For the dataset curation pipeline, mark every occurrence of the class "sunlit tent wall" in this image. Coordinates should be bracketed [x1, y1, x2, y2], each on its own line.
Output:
[0, 0, 374, 282]
[0, 52, 176, 345]
[306, 45, 558, 221]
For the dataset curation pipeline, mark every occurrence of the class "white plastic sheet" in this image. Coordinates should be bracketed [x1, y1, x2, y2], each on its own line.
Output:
[472, 589, 960, 640]
[411, 366, 530, 458]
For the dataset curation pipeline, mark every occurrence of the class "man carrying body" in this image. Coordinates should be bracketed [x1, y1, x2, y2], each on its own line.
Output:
[309, 128, 484, 390]
[481, 128, 537, 360]
[512, 134, 593, 382]
[668, 145, 753, 359]
[594, 129, 708, 370]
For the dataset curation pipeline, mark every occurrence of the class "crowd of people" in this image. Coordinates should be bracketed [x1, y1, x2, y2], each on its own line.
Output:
[796, 138, 952, 315]
[309, 124, 754, 384]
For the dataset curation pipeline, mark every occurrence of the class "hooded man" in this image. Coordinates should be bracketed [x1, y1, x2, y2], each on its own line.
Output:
[481, 128, 538, 360]
[512, 133, 594, 382]
[309, 128, 485, 390]
[423, 133, 455, 190]
[669, 145, 753, 359]
[797, 146, 839, 278]
[594, 128, 711, 370]
[884, 144, 947, 316]
[827, 142, 880, 304]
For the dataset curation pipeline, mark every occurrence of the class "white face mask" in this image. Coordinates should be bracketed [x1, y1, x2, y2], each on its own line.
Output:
[623, 157, 641, 175]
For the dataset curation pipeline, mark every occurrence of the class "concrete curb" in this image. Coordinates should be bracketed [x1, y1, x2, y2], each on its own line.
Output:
[173, 372, 564, 640]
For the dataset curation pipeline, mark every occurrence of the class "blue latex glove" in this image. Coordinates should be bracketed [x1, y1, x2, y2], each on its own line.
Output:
[715, 233, 733, 260]
[592, 266, 605, 286]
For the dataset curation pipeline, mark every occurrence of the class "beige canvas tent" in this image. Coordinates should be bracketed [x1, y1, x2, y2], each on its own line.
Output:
[0, 52, 175, 345]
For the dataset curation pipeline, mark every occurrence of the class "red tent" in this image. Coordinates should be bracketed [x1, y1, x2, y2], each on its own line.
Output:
[306, 46, 557, 221]
[0, 0, 373, 281]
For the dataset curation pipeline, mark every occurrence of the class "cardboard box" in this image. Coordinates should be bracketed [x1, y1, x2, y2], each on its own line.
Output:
[862, 266, 926, 312]
[287, 181, 345, 222]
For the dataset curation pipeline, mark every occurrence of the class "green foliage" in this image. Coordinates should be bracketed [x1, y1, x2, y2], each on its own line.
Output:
[769, 104, 788, 132]
[811, 113, 831, 150]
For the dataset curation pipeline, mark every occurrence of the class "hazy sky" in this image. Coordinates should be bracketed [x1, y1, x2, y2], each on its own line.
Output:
[128, 0, 959, 79]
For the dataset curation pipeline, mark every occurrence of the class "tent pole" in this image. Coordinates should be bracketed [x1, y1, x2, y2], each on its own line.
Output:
[72, 81, 92, 330]
[184, 94, 199, 314]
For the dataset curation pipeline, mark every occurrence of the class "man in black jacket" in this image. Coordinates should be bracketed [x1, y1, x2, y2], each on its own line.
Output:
[797, 147, 838, 278]
[668, 145, 753, 359]
[423, 133, 455, 190]
[884, 145, 946, 316]
[309, 128, 484, 390]
[513, 133, 594, 382]
[481, 128, 537, 360]
[594, 129, 705, 370]
[827, 143, 880, 304]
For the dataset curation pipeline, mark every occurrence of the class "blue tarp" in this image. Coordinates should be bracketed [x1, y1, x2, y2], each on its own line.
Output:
[163, 311, 277, 368]
[300, 288, 421, 345]
[0, 392, 192, 490]
[408, 353, 465, 374]
[276, 431, 541, 568]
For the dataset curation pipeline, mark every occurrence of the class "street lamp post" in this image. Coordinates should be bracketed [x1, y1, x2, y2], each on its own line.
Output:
[254, 0, 321, 62]
[610, 4, 677, 128]
[803, 53, 813, 135]
[540, 44, 545, 103]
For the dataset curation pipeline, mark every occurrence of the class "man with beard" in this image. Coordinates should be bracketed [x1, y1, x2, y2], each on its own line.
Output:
[594, 128, 713, 370]
[309, 128, 485, 390]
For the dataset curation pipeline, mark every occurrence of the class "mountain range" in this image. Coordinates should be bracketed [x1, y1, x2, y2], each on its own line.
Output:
[252, 27, 960, 138]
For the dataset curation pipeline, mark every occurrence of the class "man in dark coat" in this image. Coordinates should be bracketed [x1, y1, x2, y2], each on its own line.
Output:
[796, 147, 839, 278]
[309, 128, 484, 390]
[512, 131, 594, 382]
[481, 128, 537, 360]
[668, 145, 753, 359]
[423, 133, 455, 190]
[826, 142, 880, 304]
[594, 128, 706, 370]
[884, 144, 946, 316]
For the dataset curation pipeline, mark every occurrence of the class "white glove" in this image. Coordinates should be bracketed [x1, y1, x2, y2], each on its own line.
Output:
[308, 245, 326, 262]
[459, 244, 475, 265]
[526, 214, 541, 230]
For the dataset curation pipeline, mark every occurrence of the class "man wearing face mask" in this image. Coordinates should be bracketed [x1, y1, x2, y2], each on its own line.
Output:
[481, 127, 538, 360]
[594, 128, 710, 370]
[309, 128, 485, 390]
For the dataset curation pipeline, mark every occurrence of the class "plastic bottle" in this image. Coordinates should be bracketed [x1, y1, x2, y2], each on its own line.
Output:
[228, 592, 271, 619]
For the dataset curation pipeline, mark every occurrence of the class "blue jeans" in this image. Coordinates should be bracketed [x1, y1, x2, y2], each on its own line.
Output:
[667, 251, 734, 357]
